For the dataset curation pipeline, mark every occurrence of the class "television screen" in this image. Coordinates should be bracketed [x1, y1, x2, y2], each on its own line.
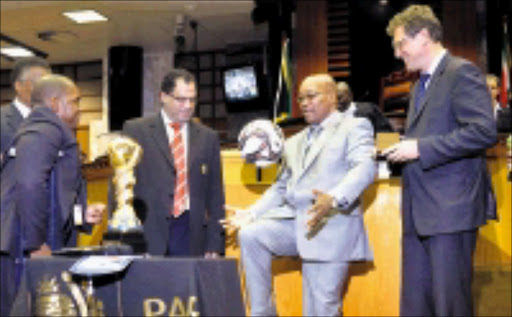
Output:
[223, 65, 259, 102]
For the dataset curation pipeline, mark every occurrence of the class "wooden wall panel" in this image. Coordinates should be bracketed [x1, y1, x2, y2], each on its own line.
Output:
[294, 0, 328, 117]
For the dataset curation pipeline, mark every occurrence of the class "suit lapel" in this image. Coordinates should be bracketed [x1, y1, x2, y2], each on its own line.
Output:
[7, 103, 23, 132]
[406, 53, 450, 131]
[149, 113, 174, 168]
[299, 112, 342, 177]
[187, 121, 199, 172]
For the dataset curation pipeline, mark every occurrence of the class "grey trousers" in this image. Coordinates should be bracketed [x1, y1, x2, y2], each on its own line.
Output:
[239, 219, 349, 316]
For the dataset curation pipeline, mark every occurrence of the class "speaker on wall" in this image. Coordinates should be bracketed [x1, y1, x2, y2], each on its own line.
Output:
[108, 45, 143, 131]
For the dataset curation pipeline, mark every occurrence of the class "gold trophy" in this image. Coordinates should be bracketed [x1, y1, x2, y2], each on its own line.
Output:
[103, 135, 146, 253]
[107, 135, 143, 232]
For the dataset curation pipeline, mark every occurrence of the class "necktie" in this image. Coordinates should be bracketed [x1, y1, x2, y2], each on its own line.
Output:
[303, 125, 321, 166]
[414, 73, 431, 112]
[170, 123, 188, 217]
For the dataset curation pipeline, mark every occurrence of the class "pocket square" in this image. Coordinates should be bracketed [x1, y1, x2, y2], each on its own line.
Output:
[201, 164, 208, 175]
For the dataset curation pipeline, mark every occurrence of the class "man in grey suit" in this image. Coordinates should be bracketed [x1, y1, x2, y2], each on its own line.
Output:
[121, 69, 225, 258]
[0, 57, 51, 164]
[383, 5, 497, 316]
[223, 74, 375, 316]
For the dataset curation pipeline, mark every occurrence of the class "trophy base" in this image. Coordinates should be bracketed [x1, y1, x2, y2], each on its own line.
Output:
[102, 230, 147, 254]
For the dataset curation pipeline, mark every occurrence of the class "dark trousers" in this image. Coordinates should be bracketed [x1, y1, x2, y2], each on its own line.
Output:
[167, 211, 190, 256]
[400, 229, 477, 317]
[0, 254, 17, 316]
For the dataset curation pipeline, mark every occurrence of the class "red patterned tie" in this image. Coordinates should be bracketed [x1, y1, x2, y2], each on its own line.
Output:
[170, 122, 187, 217]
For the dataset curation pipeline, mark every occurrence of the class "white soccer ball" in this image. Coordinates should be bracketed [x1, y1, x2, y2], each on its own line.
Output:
[238, 119, 285, 167]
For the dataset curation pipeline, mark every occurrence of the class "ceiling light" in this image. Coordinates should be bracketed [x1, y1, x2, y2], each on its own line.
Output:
[0, 47, 35, 58]
[63, 10, 108, 24]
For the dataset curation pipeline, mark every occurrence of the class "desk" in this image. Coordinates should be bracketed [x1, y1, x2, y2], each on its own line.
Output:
[12, 257, 245, 316]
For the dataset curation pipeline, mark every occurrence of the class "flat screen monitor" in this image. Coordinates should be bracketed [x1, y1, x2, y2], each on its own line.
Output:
[223, 65, 259, 102]
[222, 63, 267, 112]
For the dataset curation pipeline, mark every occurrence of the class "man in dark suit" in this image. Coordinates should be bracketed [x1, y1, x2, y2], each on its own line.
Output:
[0, 74, 104, 316]
[121, 69, 225, 258]
[337, 81, 394, 134]
[383, 5, 497, 316]
[0, 57, 51, 164]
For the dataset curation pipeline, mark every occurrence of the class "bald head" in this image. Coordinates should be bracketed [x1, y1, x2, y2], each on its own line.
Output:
[31, 74, 81, 129]
[298, 74, 338, 124]
[336, 82, 353, 111]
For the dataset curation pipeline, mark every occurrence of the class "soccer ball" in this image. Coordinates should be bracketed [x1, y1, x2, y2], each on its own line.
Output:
[238, 119, 285, 167]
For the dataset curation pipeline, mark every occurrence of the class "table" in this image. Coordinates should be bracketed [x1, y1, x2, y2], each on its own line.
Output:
[11, 257, 245, 316]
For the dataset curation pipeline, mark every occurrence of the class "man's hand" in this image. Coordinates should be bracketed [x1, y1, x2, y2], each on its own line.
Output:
[30, 243, 52, 258]
[306, 189, 335, 232]
[219, 205, 254, 231]
[204, 252, 220, 259]
[381, 139, 419, 163]
[85, 203, 105, 224]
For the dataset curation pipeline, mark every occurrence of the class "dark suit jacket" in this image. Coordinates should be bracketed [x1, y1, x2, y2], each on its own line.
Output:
[0, 107, 88, 255]
[0, 103, 24, 159]
[344, 102, 395, 134]
[403, 52, 497, 236]
[122, 113, 225, 256]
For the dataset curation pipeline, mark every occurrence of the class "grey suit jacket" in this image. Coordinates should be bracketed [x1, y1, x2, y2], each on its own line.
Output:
[0, 103, 24, 158]
[122, 113, 225, 256]
[247, 111, 375, 262]
[403, 52, 497, 236]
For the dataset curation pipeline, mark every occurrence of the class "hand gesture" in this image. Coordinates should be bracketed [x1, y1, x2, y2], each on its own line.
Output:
[306, 189, 335, 233]
[219, 205, 254, 231]
[381, 139, 419, 163]
[85, 203, 105, 224]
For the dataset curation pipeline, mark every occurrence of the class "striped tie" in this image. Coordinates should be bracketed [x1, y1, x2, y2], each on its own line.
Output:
[170, 123, 188, 217]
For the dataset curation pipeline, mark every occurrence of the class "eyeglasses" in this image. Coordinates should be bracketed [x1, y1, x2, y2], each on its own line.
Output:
[392, 34, 415, 51]
[170, 95, 197, 104]
[297, 92, 323, 104]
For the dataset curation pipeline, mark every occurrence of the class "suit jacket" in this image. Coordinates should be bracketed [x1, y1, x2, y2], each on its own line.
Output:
[122, 113, 225, 256]
[403, 52, 497, 236]
[0, 103, 24, 159]
[247, 111, 375, 262]
[0, 107, 88, 255]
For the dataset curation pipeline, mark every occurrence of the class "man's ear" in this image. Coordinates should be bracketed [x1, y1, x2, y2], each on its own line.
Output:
[48, 95, 60, 113]
[160, 91, 169, 103]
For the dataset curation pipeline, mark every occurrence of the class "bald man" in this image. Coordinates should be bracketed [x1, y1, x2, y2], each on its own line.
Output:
[0, 74, 104, 316]
[222, 74, 375, 316]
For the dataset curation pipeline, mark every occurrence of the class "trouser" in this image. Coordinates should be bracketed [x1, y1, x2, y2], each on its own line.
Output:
[239, 219, 349, 316]
[400, 229, 477, 316]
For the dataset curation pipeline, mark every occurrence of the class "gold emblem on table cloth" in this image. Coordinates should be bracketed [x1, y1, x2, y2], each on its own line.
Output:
[34, 272, 104, 317]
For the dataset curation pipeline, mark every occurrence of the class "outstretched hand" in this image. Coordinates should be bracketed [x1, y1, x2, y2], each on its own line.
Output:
[219, 205, 254, 231]
[85, 203, 105, 224]
[306, 189, 335, 232]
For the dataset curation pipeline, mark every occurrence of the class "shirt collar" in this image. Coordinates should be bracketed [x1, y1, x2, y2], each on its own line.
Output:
[13, 97, 31, 118]
[316, 110, 340, 130]
[426, 48, 447, 76]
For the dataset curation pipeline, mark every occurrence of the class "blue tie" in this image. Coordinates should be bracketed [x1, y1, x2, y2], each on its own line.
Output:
[414, 73, 431, 112]
[303, 125, 321, 166]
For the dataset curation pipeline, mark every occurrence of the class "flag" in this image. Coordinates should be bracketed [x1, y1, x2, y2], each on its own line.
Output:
[274, 38, 293, 124]
[501, 18, 511, 108]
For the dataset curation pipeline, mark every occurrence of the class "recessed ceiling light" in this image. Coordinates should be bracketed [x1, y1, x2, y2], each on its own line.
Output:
[0, 47, 35, 57]
[63, 10, 108, 24]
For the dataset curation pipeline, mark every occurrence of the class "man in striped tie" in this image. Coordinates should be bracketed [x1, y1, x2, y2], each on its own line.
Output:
[122, 69, 225, 258]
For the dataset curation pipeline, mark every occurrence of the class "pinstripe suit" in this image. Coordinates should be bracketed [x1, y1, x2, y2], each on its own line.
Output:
[239, 111, 375, 316]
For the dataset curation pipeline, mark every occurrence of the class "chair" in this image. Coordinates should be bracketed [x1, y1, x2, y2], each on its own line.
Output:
[379, 69, 418, 133]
